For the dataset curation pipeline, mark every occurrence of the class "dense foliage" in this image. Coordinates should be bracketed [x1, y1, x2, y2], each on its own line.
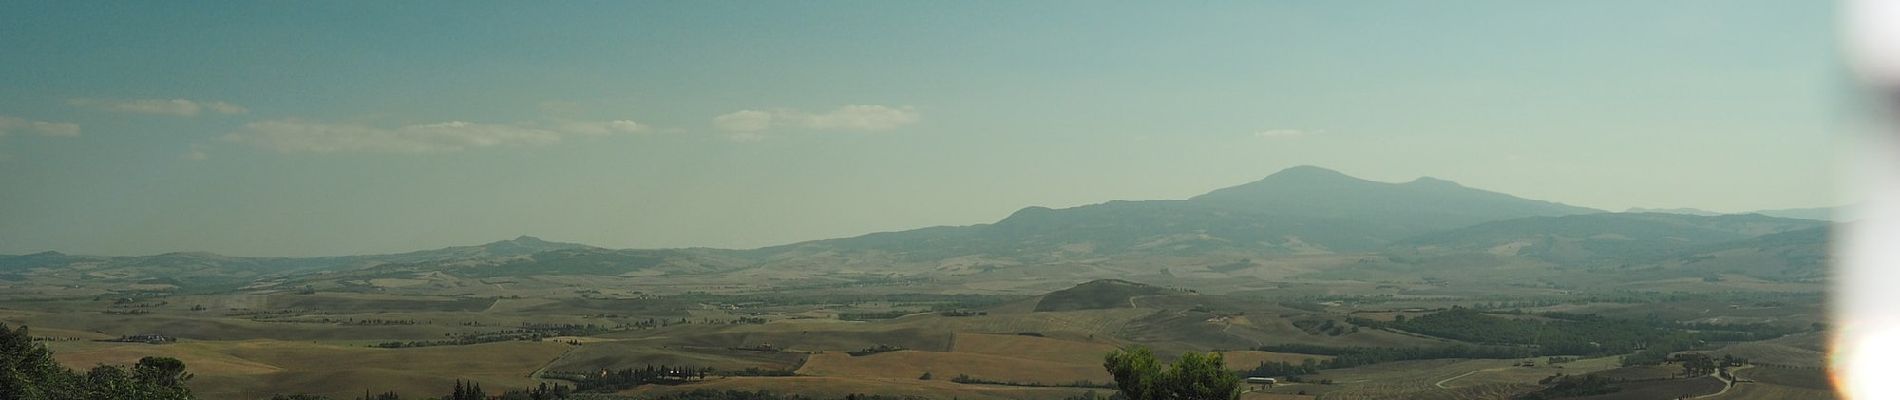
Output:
[0, 324, 194, 400]
[1103, 347, 1240, 400]
[1352, 307, 1797, 358]
[946, 373, 1111, 388]
[1353, 307, 1685, 355]
[569, 364, 714, 392]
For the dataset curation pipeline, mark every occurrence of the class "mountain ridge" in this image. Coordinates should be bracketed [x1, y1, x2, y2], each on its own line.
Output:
[0, 166, 1837, 286]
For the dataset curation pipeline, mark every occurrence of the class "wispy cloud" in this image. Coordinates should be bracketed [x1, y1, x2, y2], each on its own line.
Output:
[0, 115, 81, 137]
[68, 98, 248, 117]
[225, 118, 648, 154]
[712, 105, 919, 140]
[555, 119, 650, 136]
[712, 110, 774, 133]
[801, 105, 920, 131]
[1254, 129, 1320, 140]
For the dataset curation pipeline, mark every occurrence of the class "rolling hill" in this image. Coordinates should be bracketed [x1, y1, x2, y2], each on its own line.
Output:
[1390, 213, 1826, 268]
[1033, 279, 1182, 312]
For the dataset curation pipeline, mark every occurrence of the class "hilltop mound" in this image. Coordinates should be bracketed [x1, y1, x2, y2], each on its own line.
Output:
[1033, 279, 1177, 312]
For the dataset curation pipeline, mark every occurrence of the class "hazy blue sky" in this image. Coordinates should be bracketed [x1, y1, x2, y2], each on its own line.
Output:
[0, 1, 1845, 256]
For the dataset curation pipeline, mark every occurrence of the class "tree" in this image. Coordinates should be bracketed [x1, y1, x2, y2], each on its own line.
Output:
[1160, 352, 1240, 400]
[133, 357, 191, 389]
[1678, 353, 1717, 377]
[1104, 347, 1239, 400]
[1104, 347, 1162, 400]
[0, 324, 193, 400]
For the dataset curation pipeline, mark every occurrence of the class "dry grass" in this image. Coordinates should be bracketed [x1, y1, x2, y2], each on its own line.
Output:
[1716, 341, 1826, 368]
[953, 333, 1120, 365]
[1568, 376, 1724, 400]
[620, 376, 1100, 400]
[1734, 366, 1832, 391]
[1587, 365, 1682, 381]
[1706, 382, 1835, 400]
[50, 339, 568, 400]
[1435, 355, 1621, 389]
[1285, 359, 1525, 400]
[53, 341, 283, 376]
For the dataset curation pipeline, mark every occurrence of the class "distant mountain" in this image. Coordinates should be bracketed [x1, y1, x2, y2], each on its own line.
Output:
[770, 166, 1605, 260]
[370, 235, 596, 264]
[1624, 206, 1838, 221]
[1750, 207, 1836, 221]
[1393, 213, 1827, 266]
[0, 235, 602, 290]
[3, 166, 1838, 288]
[323, 246, 748, 280]
[1189, 166, 1602, 229]
[1626, 207, 1722, 216]
[0, 251, 92, 271]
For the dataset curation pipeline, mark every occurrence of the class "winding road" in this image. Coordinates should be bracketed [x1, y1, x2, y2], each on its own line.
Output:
[530, 344, 581, 384]
[1433, 368, 1505, 389]
[1691, 364, 1755, 399]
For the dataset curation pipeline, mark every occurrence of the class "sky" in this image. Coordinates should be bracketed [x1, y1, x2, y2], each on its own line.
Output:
[0, 1, 1848, 256]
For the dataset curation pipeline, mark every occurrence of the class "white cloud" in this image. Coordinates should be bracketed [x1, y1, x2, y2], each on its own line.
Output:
[725, 132, 768, 143]
[712, 105, 919, 138]
[558, 119, 650, 136]
[713, 110, 774, 132]
[1254, 129, 1318, 140]
[204, 101, 248, 115]
[800, 105, 919, 131]
[228, 120, 560, 153]
[225, 118, 649, 154]
[0, 116, 81, 137]
[68, 98, 248, 117]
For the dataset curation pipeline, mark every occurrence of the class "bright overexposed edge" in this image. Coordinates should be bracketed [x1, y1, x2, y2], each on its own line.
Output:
[1838, 1, 1900, 398]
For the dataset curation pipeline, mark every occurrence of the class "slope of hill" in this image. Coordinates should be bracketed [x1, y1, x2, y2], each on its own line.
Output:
[0, 236, 604, 292]
[1392, 213, 1826, 267]
[1625, 206, 1838, 221]
[1033, 279, 1180, 312]
[1750, 207, 1836, 221]
[1642, 225, 1831, 280]
[0, 251, 94, 270]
